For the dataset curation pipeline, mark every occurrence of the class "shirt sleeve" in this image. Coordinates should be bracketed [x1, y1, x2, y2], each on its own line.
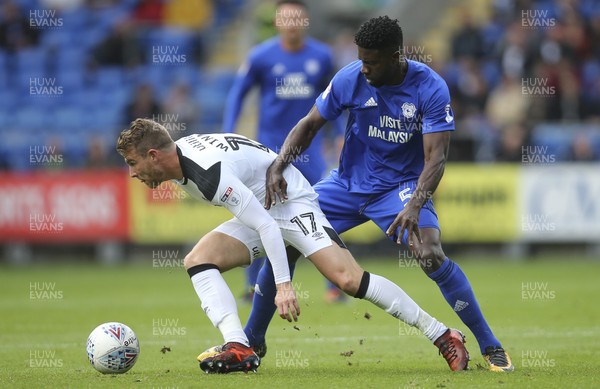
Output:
[421, 76, 455, 134]
[222, 52, 260, 133]
[315, 72, 345, 122]
[214, 173, 291, 285]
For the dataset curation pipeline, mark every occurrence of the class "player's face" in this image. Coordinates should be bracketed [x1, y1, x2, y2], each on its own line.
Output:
[275, 4, 307, 45]
[122, 148, 166, 189]
[357, 47, 399, 87]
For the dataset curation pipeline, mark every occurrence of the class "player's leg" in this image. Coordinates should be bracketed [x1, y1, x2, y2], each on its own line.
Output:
[242, 257, 264, 303]
[243, 245, 301, 354]
[184, 222, 260, 373]
[409, 228, 513, 371]
[367, 183, 512, 372]
[243, 176, 367, 354]
[299, 217, 468, 371]
[293, 155, 345, 303]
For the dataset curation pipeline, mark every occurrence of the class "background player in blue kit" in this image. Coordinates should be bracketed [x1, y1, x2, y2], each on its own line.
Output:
[243, 15, 514, 372]
[222, 0, 343, 302]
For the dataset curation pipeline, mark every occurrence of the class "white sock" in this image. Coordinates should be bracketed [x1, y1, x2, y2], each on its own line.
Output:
[364, 273, 448, 343]
[190, 268, 249, 346]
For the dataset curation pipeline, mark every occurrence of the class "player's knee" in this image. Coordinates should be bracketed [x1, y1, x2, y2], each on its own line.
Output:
[332, 271, 359, 296]
[183, 252, 201, 269]
[419, 245, 446, 274]
[416, 245, 445, 273]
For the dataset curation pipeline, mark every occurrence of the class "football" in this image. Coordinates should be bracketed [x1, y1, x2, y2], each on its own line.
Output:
[86, 322, 140, 374]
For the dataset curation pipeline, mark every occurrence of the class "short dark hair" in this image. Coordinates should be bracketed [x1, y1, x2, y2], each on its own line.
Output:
[354, 16, 403, 52]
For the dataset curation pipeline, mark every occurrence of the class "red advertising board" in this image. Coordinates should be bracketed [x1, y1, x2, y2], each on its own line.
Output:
[0, 170, 129, 242]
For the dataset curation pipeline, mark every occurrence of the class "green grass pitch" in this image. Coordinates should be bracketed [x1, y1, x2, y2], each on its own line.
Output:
[1, 256, 599, 388]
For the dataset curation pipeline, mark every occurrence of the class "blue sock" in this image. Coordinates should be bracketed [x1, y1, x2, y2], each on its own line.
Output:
[428, 258, 501, 354]
[244, 258, 296, 346]
[245, 257, 264, 290]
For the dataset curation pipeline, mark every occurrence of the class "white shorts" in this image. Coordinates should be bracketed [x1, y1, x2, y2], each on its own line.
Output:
[214, 197, 337, 263]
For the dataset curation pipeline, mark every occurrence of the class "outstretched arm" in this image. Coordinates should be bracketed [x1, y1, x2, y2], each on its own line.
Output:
[264, 105, 327, 208]
[220, 177, 300, 322]
[222, 59, 258, 133]
[386, 131, 451, 245]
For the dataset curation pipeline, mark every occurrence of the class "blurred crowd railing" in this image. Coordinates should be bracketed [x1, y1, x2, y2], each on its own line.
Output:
[2, 163, 598, 246]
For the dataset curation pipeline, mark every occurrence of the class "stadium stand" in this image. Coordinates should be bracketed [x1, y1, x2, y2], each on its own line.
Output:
[1, 0, 599, 171]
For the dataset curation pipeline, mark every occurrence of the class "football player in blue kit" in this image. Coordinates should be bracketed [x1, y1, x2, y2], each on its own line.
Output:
[223, 0, 344, 302]
[117, 119, 469, 373]
[239, 15, 514, 372]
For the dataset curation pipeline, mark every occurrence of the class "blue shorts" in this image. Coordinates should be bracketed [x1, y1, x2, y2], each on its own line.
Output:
[313, 176, 440, 245]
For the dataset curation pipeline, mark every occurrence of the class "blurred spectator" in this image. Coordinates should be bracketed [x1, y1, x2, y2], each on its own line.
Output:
[91, 20, 143, 68]
[496, 21, 532, 79]
[451, 10, 485, 60]
[86, 0, 119, 9]
[0, 1, 41, 52]
[495, 122, 530, 162]
[485, 74, 530, 130]
[453, 58, 489, 117]
[85, 136, 117, 168]
[164, 0, 213, 30]
[566, 132, 597, 161]
[161, 83, 199, 139]
[131, 0, 164, 27]
[330, 28, 356, 70]
[124, 84, 161, 124]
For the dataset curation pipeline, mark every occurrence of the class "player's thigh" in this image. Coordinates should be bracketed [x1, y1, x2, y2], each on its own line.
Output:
[307, 244, 364, 294]
[185, 219, 259, 272]
[365, 182, 442, 246]
[313, 176, 369, 233]
[279, 198, 362, 292]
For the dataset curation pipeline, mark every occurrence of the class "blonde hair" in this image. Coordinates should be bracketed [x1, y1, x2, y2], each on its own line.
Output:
[116, 118, 174, 156]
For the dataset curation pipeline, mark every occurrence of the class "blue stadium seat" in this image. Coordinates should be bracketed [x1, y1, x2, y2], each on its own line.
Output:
[53, 106, 86, 132]
[15, 48, 48, 75]
[0, 108, 15, 129]
[93, 67, 126, 89]
[14, 105, 48, 131]
[531, 124, 577, 161]
[55, 47, 88, 71]
[41, 29, 78, 49]
[0, 90, 17, 112]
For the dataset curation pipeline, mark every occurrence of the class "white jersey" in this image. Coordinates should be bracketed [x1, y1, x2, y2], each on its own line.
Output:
[174, 133, 318, 284]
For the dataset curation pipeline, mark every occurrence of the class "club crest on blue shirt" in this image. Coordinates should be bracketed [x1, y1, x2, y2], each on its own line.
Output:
[445, 104, 454, 123]
[401, 102, 417, 119]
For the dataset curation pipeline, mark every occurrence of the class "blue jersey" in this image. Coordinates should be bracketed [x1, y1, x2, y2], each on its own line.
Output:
[316, 59, 455, 193]
[223, 37, 334, 183]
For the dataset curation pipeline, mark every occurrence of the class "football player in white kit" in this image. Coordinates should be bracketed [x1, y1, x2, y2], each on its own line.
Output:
[116, 118, 469, 374]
